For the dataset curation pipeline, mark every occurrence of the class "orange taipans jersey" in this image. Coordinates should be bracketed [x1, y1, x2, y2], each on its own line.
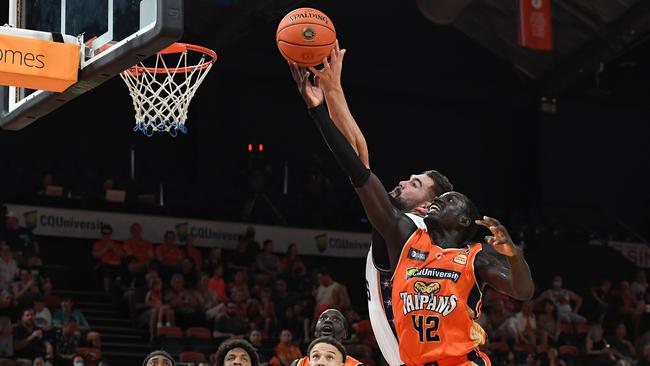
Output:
[391, 229, 489, 366]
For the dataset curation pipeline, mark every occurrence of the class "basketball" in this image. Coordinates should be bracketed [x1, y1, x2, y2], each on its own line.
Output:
[276, 8, 336, 67]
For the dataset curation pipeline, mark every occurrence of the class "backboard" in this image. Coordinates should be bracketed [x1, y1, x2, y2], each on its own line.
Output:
[0, 0, 183, 130]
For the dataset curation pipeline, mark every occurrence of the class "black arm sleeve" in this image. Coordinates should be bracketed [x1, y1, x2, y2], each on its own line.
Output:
[308, 104, 370, 187]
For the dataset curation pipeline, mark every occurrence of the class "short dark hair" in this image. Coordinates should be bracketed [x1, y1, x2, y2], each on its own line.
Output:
[423, 170, 453, 197]
[142, 350, 176, 366]
[215, 339, 259, 366]
[307, 336, 347, 363]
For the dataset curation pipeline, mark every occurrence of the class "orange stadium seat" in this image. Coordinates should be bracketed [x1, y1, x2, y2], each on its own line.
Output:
[180, 351, 206, 363]
[76, 347, 101, 366]
[186, 327, 211, 339]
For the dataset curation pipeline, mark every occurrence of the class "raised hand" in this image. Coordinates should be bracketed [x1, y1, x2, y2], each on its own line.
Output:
[308, 39, 346, 92]
[475, 216, 518, 257]
[289, 61, 324, 108]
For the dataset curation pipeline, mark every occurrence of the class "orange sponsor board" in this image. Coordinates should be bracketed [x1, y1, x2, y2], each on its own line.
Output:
[0, 34, 79, 92]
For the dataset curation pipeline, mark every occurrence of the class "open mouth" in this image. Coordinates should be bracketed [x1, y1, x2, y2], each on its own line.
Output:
[428, 203, 441, 214]
[321, 324, 333, 335]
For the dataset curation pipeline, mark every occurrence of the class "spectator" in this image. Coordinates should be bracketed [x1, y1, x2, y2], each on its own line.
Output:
[193, 274, 218, 321]
[0, 317, 12, 365]
[639, 342, 650, 366]
[142, 350, 176, 366]
[279, 244, 306, 281]
[145, 278, 174, 329]
[249, 329, 273, 366]
[631, 270, 649, 302]
[12, 269, 40, 307]
[72, 354, 84, 366]
[2, 212, 40, 267]
[12, 309, 52, 365]
[277, 306, 305, 346]
[259, 288, 276, 335]
[228, 237, 255, 272]
[0, 244, 19, 291]
[537, 299, 560, 346]
[179, 257, 199, 289]
[122, 223, 153, 269]
[244, 227, 261, 257]
[54, 318, 80, 366]
[208, 264, 227, 302]
[32, 297, 52, 332]
[585, 323, 616, 366]
[270, 330, 301, 366]
[204, 248, 223, 276]
[164, 274, 202, 328]
[154, 231, 181, 281]
[229, 271, 250, 302]
[256, 240, 280, 284]
[214, 338, 260, 366]
[583, 279, 613, 323]
[536, 275, 586, 324]
[608, 322, 636, 366]
[273, 279, 295, 323]
[91, 225, 124, 293]
[180, 235, 202, 272]
[0, 292, 17, 322]
[508, 300, 537, 345]
[212, 302, 249, 340]
[51, 298, 100, 349]
[483, 300, 512, 342]
[314, 269, 350, 317]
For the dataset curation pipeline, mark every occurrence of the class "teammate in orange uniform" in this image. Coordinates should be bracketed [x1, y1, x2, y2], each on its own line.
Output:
[302, 48, 534, 365]
[291, 309, 363, 366]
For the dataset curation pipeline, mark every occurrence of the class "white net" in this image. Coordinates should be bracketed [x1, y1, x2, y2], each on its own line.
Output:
[120, 44, 215, 136]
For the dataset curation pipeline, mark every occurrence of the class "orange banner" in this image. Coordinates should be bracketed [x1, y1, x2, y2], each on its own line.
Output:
[0, 34, 79, 92]
[518, 0, 553, 51]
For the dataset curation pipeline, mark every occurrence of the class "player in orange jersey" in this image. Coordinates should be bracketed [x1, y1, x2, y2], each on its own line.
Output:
[300, 44, 534, 365]
[291, 309, 363, 366]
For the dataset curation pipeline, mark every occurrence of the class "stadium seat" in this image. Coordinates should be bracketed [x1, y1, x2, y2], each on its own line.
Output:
[180, 351, 206, 363]
[559, 345, 579, 356]
[156, 326, 184, 357]
[512, 343, 533, 354]
[536, 344, 550, 354]
[185, 327, 211, 339]
[488, 342, 509, 353]
[185, 327, 214, 357]
[559, 323, 574, 335]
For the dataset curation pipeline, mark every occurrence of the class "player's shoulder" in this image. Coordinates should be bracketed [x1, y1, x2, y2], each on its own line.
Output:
[345, 356, 365, 366]
[290, 357, 308, 366]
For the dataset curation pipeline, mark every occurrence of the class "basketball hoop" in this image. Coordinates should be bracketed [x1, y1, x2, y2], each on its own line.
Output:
[120, 42, 217, 136]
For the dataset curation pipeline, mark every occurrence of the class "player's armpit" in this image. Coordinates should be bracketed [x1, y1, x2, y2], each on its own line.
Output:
[475, 249, 534, 300]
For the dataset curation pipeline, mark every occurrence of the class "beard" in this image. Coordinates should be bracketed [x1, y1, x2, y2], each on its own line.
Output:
[388, 193, 408, 211]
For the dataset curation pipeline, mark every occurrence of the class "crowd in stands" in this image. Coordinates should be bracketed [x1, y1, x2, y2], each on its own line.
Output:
[1, 207, 650, 366]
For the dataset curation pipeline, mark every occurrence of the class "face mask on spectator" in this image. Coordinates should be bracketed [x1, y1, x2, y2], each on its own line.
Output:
[74, 362, 84, 366]
[552, 281, 562, 289]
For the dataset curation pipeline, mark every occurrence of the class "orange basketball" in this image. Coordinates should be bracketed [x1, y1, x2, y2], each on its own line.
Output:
[276, 8, 336, 67]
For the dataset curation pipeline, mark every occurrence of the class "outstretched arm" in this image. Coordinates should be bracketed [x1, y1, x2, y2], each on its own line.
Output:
[475, 216, 534, 300]
[289, 44, 369, 168]
[307, 103, 415, 269]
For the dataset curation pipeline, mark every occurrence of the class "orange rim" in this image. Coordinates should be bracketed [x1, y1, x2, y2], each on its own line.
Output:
[126, 42, 217, 75]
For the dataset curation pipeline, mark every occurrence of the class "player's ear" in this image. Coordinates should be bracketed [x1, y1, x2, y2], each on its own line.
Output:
[459, 216, 471, 227]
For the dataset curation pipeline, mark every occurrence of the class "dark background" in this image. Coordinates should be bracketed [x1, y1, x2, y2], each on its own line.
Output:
[1, 0, 649, 288]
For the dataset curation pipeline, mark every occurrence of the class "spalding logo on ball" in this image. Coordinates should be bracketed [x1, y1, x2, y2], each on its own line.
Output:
[276, 8, 336, 67]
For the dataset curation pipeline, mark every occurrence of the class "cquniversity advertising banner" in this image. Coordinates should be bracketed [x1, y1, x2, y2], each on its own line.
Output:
[5, 204, 371, 258]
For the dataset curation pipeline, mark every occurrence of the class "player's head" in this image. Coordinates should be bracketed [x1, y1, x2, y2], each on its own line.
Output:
[424, 191, 479, 244]
[142, 350, 175, 366]
[314, 308, 347, 341]
[389, 170, 453, 212]
[307, 336, 347, 366]
[215, 339, 259, 366]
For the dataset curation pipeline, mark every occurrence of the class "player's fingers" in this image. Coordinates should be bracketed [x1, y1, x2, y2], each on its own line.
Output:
[340, 49, 346, 62]
[475, 219, 489, 228]
[482, 216, 501, 227]
[314, 76, 320, 88]
[485, 236, 495, 245]
[322, 57, 330, 69]
[335, 39, 340, 53]
[330, 47, 337, 62]
[308, 66, 320, 75]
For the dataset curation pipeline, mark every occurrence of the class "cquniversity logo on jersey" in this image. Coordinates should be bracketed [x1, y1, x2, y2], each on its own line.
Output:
[406, 267, 461, 283]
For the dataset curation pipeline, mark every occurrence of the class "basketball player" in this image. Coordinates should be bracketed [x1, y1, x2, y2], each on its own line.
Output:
[307, 336, 348, 366]
[142, 350, 176, 366]
[291, 308, 362, 366]
[294, 45, 535, 365]
[289, 43, 451, 365]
